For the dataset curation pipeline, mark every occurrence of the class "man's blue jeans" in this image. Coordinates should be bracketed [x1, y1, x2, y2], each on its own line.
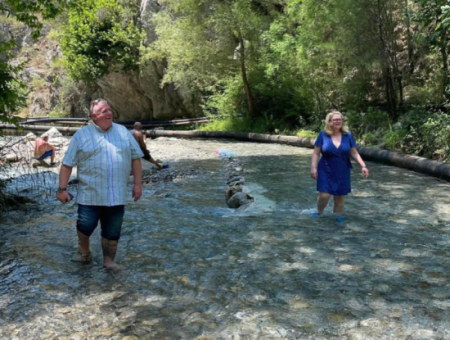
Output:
[76, 204, 125, 241]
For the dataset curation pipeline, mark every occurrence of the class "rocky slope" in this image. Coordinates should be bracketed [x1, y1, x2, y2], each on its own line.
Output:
[2, 0, 201, 121]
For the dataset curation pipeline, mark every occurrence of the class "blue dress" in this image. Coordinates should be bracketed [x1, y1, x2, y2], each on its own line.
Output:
[314, 130, 357, 196]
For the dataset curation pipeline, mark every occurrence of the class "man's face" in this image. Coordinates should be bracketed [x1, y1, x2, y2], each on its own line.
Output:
[92, 102, 113, 131]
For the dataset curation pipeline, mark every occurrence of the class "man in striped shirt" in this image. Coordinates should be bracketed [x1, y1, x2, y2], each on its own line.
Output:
[56, 99, 144, 269]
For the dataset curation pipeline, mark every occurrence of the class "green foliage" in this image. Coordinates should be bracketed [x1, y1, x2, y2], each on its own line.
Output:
[383, 129, 409, 151]
[199, 116, 271, 134]
[1, 0, 65, 39]
[48, 108, 69, 118]
[360, 132, 378, 146]
[0, 40, 26, 123]
[204, 76, 247, 117]
[31, 75, 45, 90]
[413, 112, 450, 162]
[0, 0, 65, 125]
[61, 0, 142, 82]
[47, 28, 63, 43]
[413, 0, 450, 98]
[346, 108, 391, 136]
[296, 130, 317, 139]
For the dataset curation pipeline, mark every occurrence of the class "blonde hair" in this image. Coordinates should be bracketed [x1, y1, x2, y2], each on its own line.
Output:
[324, 110, 349, 136]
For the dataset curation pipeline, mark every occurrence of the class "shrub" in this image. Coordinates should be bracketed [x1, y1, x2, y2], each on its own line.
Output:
[199, 116, 270, 134]
[296, 130, 317, 139]
[383, 129, 408, 150]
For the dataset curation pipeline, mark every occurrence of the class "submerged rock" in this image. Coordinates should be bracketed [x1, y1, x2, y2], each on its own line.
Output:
[227, 192, 254, 209]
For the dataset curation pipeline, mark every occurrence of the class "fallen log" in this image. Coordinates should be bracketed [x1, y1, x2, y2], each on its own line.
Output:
[2, 125, 450, 181]
[20, 116, 211, 126]
[144, 130, 450, 181]
[1, 124, 80, 133]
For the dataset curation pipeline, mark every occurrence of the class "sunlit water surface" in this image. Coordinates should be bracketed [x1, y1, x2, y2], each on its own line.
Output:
[1, 138, 450, 339]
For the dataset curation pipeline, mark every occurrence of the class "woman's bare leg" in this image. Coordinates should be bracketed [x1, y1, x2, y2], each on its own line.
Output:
[333, 195, 345, 214]
[317, 192, 331, 213]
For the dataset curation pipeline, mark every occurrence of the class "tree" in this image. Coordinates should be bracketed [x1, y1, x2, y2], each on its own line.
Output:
[150, 0, 276, 117]
[60, 0, 142, 83]
[296, 0, 421, 118]
[0, 0, 65, 123]
[413, 0, 450, 99]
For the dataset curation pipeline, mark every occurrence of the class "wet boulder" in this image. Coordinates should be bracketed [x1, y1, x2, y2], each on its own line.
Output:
[227, 192, 254, 209]
[226, 184, 243, 202]
[41, 127, 63, 138]
[227, 176, 243, 185]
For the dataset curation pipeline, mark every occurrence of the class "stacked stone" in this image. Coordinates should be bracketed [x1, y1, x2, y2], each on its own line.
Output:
[224, 157, 254, 209]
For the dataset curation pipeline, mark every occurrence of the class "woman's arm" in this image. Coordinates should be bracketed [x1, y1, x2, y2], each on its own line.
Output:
[310, 146, 321, 180]
[350, 147, 369, 178]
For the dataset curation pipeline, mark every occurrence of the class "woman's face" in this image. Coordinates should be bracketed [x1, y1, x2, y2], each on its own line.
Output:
[329, 114, 343, 130]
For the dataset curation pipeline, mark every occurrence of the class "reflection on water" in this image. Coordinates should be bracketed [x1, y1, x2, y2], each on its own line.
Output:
[1, 139, 450, 339]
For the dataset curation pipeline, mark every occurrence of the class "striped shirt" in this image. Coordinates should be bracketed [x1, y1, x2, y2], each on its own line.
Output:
[63, 122, 144, 206]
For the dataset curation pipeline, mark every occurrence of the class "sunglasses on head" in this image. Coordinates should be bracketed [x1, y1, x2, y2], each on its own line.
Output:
[90, 98, 107, 114]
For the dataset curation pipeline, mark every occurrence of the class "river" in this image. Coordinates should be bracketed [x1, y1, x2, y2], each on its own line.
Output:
[1, 137, 450, 339]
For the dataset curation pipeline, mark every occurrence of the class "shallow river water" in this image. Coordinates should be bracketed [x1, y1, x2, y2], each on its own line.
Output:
[1, 138, 450, 340]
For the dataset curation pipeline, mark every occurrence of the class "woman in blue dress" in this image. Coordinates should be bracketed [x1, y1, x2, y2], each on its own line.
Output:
[310, 111, 369, 218]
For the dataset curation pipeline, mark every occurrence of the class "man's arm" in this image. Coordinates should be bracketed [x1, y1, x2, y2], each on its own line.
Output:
[131, 158, 142, 202]
[56, 164, 73, 203]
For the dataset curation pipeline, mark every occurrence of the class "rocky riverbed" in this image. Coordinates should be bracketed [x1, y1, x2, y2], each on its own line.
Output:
[2, 136, 450, 339]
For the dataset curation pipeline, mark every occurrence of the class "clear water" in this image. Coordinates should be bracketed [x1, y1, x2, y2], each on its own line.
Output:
[1, 138, 450, 339]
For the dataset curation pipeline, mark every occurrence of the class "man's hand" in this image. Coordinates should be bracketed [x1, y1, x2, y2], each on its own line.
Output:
[56, 191, 71, 204]
[132, 184, 142, 202]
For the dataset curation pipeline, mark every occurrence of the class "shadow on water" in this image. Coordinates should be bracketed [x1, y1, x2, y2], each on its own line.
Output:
[1, 142, 450, 339]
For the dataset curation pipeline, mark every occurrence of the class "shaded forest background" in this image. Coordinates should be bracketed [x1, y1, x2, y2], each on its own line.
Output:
[2, 0, 450, 162]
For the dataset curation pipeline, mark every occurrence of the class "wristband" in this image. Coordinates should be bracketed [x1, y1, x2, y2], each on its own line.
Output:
[361, 165, 367, 168]
[57, 187, 67, 193]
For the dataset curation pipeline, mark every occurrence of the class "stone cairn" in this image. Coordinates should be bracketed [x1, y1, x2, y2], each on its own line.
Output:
[223, 157, 254, 209]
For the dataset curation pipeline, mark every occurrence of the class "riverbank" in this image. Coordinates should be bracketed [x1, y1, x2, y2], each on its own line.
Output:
[0, 132, 215, 211]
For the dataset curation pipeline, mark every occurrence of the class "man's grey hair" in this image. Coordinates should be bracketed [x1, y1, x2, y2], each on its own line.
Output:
[90, 98, 108, 114]
[134, 122, 142, 128]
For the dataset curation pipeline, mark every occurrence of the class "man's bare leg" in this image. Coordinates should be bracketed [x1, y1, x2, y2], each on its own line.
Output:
[78, 230, 90, 253]
[102, 237, 120, 269]
[77, 230, 92, 263]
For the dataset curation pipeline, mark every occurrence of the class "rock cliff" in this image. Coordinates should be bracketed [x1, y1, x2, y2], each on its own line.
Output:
[3, 0, 201, 121]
